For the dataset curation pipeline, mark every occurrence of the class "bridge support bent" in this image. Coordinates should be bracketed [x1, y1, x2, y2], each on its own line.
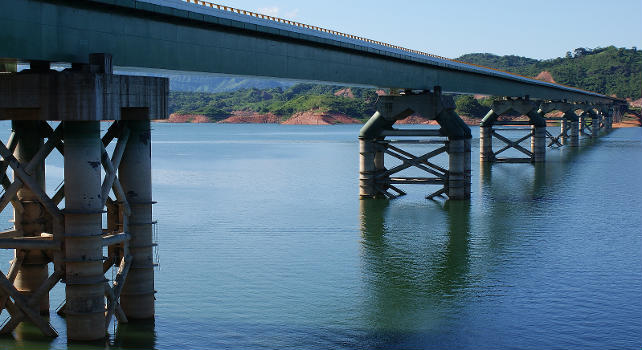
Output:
[359, 89, 472, 200]
[0, 54, 167, 341]
[479, 98, 546, 163]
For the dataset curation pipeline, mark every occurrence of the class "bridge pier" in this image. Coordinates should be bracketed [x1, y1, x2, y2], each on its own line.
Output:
[0, 54, 167, 341]
[447, 139, 466, 199]
[479, 124, 494, 162]
[63, 121, 105, 341]
[478, 98, 545, 163]
[359, 89, 471, 200]
[578, 114, 587, 136]
[530, 125, 546, 162]
[119, 120, 156, 319]
[559, 118, 568, 145]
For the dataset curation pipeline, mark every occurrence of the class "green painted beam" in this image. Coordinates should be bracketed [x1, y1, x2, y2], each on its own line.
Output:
[0, 0, 621, 104]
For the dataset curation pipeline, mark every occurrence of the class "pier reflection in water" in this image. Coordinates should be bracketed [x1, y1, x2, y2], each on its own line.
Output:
[358, 198, 472, 347]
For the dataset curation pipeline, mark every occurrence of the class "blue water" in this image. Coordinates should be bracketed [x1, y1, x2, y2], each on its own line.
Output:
[0, 123, 640, 349]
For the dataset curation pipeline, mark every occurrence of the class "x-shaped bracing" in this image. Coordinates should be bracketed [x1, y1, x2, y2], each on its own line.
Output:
[104, 254, 132, 331]
[374, 142, 448, 199]
[492, 130, 533, 160]
[546, 128, 565, 148]
[0, 121, 135, 337]
[0, 258, 62, 337]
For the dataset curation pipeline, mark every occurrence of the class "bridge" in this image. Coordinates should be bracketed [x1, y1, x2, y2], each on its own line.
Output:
[0, 0, 626, 341]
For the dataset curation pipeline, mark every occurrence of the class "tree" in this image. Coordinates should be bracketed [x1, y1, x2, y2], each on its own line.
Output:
[455, 95, 489, 118]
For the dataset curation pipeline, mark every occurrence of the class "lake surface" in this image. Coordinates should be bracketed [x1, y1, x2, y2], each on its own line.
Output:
[0, 123, 641, 349]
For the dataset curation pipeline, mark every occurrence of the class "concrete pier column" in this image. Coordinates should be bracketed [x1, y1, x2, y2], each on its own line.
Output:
[569, 120, 579, 147]
[119, 120, 156, 319]
[578, 115, 586, 135]
[530, 125, 546, 162]
[12, 121, 49, 314]
[560, 118, 568, 145]
[479, 126, 494, 162]
[591, 114, 599, 138]
[359, 138, 378, 198]
[63, 121, 105, 341]
[447, 138, 466, 199]
[463, 138, 471, 198]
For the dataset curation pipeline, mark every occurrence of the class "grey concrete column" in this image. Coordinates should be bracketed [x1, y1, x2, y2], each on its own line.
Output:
[591, 115, 599, 138]
[63, 121, 105, 341]
[447, 139, 467, 199]
[479, 126, 494, 162]
[530, 125, 546, 162]
[578, 116, 586, 135]
[12, 121, 49, 314]
[569, 120, 579, 147]
[463, 138, 471, 198]
[560, 118, 568, 145]
[119, 120, 156, 319]
[359, 138, 377, 198]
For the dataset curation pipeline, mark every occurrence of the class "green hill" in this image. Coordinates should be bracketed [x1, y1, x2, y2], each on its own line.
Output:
[169, 84, 378, 121]
[457, 46, 641, 99]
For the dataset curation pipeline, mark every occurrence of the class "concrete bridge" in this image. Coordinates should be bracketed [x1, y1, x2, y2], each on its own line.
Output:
[0, 0, 626, 341]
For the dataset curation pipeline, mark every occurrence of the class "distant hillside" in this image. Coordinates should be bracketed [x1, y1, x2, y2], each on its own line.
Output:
[168, 75, 294, 92]
[457, 46, 641, 99]
[169, 84, 378, 121]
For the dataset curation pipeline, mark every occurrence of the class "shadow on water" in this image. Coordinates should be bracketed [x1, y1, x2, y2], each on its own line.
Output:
[111, 319, 157, 350]
[356, 198, 472, 348]
[0, 322, 56, 350]
[0, 319, 156, 350]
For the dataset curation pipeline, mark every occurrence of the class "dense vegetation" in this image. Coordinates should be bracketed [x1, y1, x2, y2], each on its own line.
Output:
[457, 46, 641, 100]
[169, 84, 379, 121]
[169, 46, 641, 121]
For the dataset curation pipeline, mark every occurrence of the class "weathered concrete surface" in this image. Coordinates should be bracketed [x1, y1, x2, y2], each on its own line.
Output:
[0, 72, 168, 120]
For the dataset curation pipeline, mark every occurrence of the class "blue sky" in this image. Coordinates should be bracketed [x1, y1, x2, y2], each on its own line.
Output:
[221, 0, 642, 59]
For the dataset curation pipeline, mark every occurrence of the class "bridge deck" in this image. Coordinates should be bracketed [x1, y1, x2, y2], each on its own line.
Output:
[0, 0, 621, 104]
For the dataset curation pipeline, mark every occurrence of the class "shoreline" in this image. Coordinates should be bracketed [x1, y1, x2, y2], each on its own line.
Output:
[159, 112, 641, 128]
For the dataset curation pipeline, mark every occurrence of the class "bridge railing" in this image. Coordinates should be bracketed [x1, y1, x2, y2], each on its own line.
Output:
[182, 0, 450, 60]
